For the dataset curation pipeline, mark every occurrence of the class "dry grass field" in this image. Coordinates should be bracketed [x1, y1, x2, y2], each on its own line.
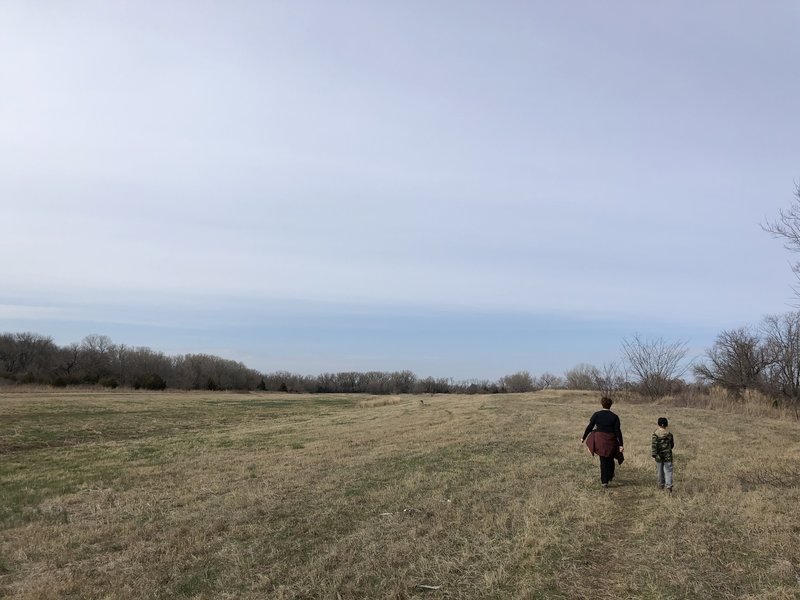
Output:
[1, 390, 799, 599]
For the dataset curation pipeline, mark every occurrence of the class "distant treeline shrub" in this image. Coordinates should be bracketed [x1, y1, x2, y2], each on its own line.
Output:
[0, 332, 550, 393]
[0, 332, 262, 391]
[0, 330, 671, 396]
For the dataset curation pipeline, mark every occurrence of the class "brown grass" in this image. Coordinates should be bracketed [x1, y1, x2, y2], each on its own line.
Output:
[1, 389, 799, 599]
[630, 387, 800, 421]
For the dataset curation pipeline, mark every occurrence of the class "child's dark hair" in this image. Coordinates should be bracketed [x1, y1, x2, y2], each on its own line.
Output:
[657, 417, 669, 427]
[600, 396, 613, 409]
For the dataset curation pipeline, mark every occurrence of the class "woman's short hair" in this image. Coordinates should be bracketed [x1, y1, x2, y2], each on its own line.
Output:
[600, 396, 613, 409]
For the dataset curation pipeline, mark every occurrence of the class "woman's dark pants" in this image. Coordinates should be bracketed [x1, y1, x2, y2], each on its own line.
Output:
[599, 456, 615, 484]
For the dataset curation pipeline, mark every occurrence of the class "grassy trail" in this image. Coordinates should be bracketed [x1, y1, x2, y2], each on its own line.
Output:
[578, 473, 657, 599]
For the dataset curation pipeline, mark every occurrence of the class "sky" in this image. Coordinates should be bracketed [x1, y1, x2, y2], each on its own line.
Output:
[1, 1, 799, 380]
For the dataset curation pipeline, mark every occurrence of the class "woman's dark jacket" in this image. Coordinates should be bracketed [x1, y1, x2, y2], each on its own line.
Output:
[582, 409, 623, 446]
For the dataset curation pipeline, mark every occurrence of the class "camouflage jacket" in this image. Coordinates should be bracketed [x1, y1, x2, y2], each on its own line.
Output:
[651, 428, 674, 462]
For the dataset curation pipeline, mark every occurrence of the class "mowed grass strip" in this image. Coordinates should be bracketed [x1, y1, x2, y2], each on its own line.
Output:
[0, 390, 798, 599]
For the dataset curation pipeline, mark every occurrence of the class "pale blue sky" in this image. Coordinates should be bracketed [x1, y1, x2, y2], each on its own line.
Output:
[1, 2, 798, 379]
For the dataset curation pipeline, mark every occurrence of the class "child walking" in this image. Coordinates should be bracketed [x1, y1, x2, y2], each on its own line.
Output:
[651, 417, 674, 493]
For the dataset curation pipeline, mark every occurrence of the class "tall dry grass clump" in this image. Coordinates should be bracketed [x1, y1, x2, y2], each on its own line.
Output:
[655, 386, 800, 420]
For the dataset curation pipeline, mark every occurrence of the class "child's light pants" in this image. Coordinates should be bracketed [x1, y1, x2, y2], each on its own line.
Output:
[656, 461, 673, 489]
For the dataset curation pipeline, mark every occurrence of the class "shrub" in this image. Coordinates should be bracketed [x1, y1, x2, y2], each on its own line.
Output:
[136, 373, 167, 391]
[99, 377, 119, 389]
[18, 372, 36, 384]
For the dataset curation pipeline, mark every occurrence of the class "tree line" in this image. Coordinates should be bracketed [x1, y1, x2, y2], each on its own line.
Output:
[0, 330, 664, 395]
[1, 317, 800, 414]
[0, 333, 263, 391]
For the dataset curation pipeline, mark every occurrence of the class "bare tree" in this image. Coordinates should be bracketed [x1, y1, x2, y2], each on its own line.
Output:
[499, 371, 535, 393]
[622, 334, 689, 398]
[693, 327, 767, 395]
[536, 372, 563, 389]
[453, 379, 500, 394]
[0, 332, 57, 380]
[564, 363, 600, 390]
[593, 361, 626, 397]
[414, 376, 451, 394]
[79, 334, 114, 383]
[761, 312, 800, 412]
[57, 343, 81, 377]
[763, 182, 800, 280]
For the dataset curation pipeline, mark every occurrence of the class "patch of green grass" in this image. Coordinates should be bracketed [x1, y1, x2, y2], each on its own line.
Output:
[170, 565, 219, 599]
[0, 480, 75, 528]
[125, 444, 162, 461]
[0, 444, 143, 529]
[200, 398, 297, 410]
[310, 395, 358, 407]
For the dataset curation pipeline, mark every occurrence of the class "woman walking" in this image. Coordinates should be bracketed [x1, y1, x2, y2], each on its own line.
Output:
[581, 396, 624, 488]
